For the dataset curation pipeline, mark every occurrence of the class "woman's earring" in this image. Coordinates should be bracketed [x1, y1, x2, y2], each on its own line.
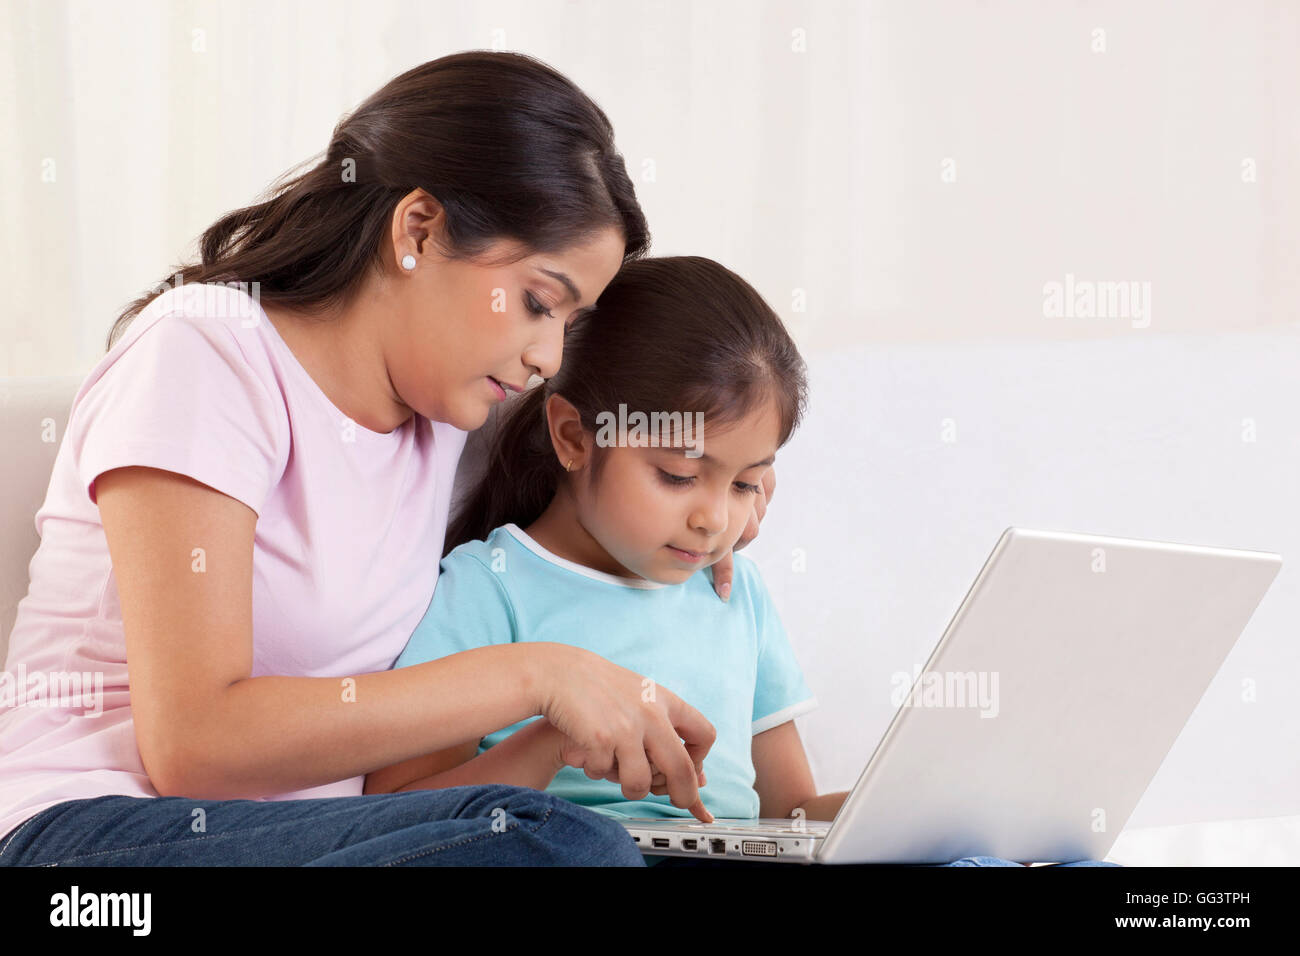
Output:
[565, 459, 574, 472]
[401, 254, 416, 271]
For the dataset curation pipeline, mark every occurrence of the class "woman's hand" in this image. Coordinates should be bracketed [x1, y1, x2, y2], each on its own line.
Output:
[542, 724, 708, 796]
[709, 465, 776, 602]
[644, 765, 705, 796]
[530, 643, 717, 822]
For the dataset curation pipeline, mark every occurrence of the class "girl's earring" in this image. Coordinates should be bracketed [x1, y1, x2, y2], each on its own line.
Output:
[401, 254, 417, 271]
[565, 459, 574, 472]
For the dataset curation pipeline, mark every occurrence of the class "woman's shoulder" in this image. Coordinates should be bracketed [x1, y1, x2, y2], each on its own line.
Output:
[80, 282, 281, 405]
[68, 282, 292, 514]
[123, 281, 270, 345]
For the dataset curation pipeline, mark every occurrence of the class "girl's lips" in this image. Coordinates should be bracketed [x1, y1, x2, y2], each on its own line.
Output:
[486, 376, 507, 401]
[667, 545, 707, 563]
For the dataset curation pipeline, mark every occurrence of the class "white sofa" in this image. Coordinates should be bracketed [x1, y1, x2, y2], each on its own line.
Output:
[4, 323, 1298, 865]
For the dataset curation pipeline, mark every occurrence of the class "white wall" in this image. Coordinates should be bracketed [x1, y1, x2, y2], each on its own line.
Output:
[1, 0, 1297, 378]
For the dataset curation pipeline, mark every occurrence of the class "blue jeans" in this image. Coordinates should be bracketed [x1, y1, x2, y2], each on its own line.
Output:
[0, 785, 645, 866]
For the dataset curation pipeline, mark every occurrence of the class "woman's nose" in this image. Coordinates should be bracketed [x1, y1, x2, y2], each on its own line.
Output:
[522, 320, 565, 381]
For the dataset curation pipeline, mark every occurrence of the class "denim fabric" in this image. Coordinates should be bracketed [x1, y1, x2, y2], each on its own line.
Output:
[0, 785, 646, 866]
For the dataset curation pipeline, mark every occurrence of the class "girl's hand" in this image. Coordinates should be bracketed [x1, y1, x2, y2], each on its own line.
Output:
[709, 465, 776, 602]
[532, 643, 717, 822]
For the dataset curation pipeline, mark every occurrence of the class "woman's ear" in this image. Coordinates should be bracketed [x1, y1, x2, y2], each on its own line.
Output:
[390, 187, 448, 268]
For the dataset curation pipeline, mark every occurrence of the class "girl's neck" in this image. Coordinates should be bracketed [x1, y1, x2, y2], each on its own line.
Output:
[522, 491, 637, 580]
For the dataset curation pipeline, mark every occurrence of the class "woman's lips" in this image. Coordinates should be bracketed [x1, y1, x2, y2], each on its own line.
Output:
[486, 377, 507, 401]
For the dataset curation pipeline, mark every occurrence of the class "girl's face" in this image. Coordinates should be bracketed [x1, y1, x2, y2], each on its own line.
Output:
[388, 200, 626, 432]
[571, 395, 783, 585]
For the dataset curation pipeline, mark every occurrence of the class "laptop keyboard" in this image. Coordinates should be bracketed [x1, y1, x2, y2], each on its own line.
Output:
[674, 821, 830, 834]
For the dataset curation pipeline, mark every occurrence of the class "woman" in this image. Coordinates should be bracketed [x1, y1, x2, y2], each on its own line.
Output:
[0, 51, 766, 866]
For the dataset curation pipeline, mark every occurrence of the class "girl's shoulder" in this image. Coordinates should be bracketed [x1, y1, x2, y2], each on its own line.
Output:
[440, 524, 519, 571]
[726, 550, 765, 590]
[717, 550, 785, 617]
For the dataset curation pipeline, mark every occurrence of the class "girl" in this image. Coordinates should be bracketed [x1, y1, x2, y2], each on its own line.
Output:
[0, 52, 733, 867]
[368, 256, 850, 829]
[368, 256, 1122, 869]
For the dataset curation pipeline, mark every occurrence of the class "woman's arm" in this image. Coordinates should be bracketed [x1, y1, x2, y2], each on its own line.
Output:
[98, 465, 715, 816]
[751, 720, 849, 822]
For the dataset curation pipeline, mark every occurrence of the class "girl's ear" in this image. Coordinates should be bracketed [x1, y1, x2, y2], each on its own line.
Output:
[543, 392, 590, 470]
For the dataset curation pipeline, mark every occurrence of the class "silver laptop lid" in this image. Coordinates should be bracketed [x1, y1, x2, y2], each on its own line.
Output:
[818, 528, 1281, 864]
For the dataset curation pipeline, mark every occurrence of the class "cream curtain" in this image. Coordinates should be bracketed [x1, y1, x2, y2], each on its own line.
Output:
[2, 0, 1297, 378]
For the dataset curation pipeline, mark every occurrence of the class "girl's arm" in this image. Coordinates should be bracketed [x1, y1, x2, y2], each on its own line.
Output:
[364, 740, 480, 794]
[751, 720, 849, 822]
[364, 719, 565, 794]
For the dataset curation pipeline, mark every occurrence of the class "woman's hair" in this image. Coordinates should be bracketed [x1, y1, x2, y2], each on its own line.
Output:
[444, 255, 809, 556]
[105, 51, 650, 351]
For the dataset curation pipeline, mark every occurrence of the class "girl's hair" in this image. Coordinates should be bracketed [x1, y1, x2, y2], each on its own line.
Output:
[444, 255, 809, 556]
[105, 51, 650, 351]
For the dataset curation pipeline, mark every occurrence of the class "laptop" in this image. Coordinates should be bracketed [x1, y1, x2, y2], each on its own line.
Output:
[622, 527, 1282, 864]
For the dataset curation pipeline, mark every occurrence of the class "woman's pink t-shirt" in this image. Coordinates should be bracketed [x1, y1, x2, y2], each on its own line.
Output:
[0, 283, 467, 841]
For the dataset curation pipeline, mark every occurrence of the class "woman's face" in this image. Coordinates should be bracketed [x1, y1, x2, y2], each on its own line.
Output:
[573, 395, 782, 585]
[389, 203, 626, 432]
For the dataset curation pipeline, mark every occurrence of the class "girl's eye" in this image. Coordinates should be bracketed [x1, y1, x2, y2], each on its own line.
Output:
[657, 469, 762, 495]
[658, 469, 695, 488]
[524, 292, 554, 318]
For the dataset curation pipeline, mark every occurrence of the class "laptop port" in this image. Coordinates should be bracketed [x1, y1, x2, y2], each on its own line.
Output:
[682, 839, 698, 851]
[710, 839, 726, 854]
[651, 838, 670, 849]
[741, 840, 778, 857]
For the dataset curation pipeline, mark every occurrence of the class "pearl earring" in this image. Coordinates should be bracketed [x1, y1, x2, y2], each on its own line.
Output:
[401, 254, 416, 271]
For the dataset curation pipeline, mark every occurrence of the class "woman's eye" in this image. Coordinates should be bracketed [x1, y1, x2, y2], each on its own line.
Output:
[524, 292, 554, 318]
[734, 481, 761, 495]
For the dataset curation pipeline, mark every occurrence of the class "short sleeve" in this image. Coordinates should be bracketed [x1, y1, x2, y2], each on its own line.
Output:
[745, 559, 818, 734]
[393, 550, 517, 669]
[74, 312, 286, 516]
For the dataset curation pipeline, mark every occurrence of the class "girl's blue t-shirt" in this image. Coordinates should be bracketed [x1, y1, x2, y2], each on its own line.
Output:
[393, 523, 818, 821]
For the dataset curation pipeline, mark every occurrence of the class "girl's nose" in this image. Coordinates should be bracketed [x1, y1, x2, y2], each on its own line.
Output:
[690, 497, 729, 538]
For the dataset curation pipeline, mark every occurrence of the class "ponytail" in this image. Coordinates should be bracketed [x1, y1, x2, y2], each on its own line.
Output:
[443, 386, 562, 557]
